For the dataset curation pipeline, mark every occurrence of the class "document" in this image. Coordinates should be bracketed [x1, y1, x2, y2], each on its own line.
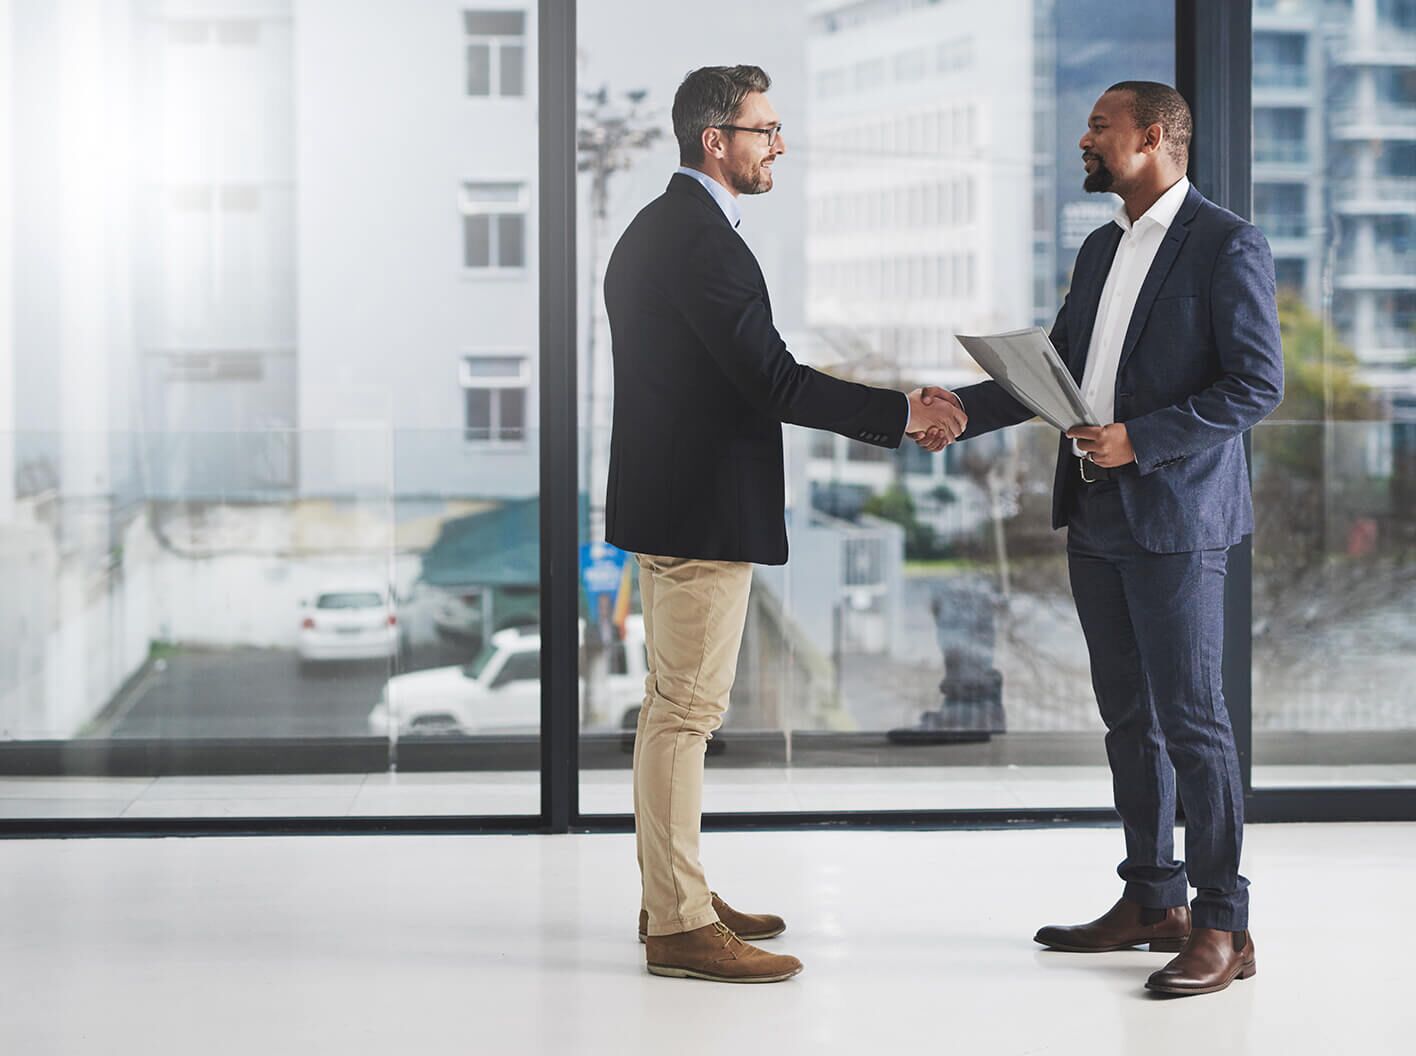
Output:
[954, 327, 1099, 432]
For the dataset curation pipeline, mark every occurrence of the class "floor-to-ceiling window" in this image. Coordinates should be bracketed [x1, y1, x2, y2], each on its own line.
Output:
[573, 0, 1175, 817]
[0, 0, 542, 821]
[4, 1, 1412, 834]
[1248, 0, 1416, 791]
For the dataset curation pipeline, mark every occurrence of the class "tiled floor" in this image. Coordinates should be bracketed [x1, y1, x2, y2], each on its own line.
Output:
[1, 823, 1411, 1054]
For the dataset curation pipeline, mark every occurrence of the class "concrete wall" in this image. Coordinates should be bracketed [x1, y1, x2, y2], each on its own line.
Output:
[295, 0, 539, 498]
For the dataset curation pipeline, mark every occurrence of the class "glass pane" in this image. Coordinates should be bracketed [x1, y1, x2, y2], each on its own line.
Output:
[462, 355, 525, 378]
[500, 43, 525, 96]
[464, 11, 526, 36]
[464, 214, 491, 267]
[1250, 0, 1416, 788]
[577, 0, 1173, 815]
[497, 214, 525, 267]
[467, 42, 491, 96]
[464, 389, 493, 439]
[1, 1, 541, 818]
[463, 181, 523, 205]
[498, 389, 527, 439]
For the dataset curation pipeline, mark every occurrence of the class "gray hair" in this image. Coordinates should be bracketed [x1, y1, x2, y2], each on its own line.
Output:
[672, 65, 771, 165]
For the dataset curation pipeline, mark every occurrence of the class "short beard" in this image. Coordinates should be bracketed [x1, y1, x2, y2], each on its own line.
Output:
[730, 159, 772, 195]
[1084, 161, 1115, 194]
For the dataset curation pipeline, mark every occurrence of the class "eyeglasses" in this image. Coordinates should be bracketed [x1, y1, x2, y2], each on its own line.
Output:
[713, 123, 783, 148]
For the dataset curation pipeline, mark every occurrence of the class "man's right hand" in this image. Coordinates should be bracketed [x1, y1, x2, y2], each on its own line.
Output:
[906, 387, 966, 452]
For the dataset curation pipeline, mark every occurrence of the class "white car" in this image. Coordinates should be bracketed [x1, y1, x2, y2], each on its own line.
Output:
[369, 616, 645, 736]
[298, 585, 398, 666]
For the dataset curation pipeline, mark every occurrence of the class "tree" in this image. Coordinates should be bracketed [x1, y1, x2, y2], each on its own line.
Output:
[862, 483, 939, 559]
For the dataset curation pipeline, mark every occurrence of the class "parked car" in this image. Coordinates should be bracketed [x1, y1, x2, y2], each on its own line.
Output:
[368, 616, 645, 736]
[298, 585, 398, 668]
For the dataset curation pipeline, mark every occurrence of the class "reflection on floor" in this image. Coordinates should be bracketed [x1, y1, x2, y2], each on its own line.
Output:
[0, 824, 1410, 1055]
[1, 765, 1414, 818]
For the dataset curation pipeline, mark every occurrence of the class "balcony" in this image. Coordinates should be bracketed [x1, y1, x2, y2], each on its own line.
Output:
[1335, 29, 1416, 67]
[1254, 213, 1309, 239]
[1253, 62, 1308, 90]
[1253, 139, 1310, 164]
[1331, 102, 1416, 140]
[1334, 178, 1416, 215]
[1334, 248, 1416, 290]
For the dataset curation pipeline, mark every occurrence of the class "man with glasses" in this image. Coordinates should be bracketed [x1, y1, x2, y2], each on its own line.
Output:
[603, 64, 966, 984]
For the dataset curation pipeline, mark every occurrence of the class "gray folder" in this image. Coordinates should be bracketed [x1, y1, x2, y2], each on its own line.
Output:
[954, 327, 1099, 432]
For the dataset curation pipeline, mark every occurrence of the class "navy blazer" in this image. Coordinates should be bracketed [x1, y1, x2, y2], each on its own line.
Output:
[954, 185, 1284, 554]
[603, 174, 909, 565]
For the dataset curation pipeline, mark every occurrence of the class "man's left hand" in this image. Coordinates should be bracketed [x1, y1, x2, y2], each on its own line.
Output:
[1067, 423, 1135, 468]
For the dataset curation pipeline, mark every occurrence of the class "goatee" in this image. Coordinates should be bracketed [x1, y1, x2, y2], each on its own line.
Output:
[1084, 164, 1114, 194]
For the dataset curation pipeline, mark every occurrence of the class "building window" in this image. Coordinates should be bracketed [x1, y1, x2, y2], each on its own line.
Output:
[1254, 107, 1307, 163]
[461, 354, 529, 444]
[465, 10, 525, 97]
[462, 182, 527, 269]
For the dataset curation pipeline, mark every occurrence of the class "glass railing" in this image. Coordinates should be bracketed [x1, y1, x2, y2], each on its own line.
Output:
[1253, 140, 1309, 163]
[1335, 249, 1416, 277]
[1254, 213, 1309, 238]
[1250, 419, 1416, 787]
[575, 418, 1115, 814]
[1332, 102, 1416, 131]
[6, 414, 1411, 816]
[0, 426, 544, 817]
[1335, 177, 1416, 204]
[1253, 63, 1308, 89]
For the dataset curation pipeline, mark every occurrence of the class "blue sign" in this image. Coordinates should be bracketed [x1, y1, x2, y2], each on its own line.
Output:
[580, 541, 628, 608]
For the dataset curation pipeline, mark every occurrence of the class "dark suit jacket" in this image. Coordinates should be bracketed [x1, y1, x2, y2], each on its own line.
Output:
[603, 173, 908, 565]
[955, 185, 1284, 553]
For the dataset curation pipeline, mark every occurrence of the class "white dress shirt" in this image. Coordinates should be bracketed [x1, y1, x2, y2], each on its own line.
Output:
[1072, 176, 1191, 457]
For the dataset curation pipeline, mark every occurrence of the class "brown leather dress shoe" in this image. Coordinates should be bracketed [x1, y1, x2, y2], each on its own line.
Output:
[1146, 928, 1256, 995]
[1034, 897, 1190, 952]
[638, 892, 786, 944]
[644, 922, 803, 983]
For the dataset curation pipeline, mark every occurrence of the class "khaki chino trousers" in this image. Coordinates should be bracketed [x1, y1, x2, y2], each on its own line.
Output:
[632, 553, 753, 937]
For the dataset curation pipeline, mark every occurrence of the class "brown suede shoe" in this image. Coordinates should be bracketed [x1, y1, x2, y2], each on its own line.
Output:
[1146, 928, 1256, 995]
[1034, 897, 1190, 952]
[638, 892, 786, 944]
[645, 922, 802, 983]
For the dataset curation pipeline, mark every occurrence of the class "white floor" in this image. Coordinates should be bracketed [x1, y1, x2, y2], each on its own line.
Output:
[1, 824, 1412, 1055]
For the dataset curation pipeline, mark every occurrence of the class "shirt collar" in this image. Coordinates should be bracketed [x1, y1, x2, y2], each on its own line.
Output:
[1112, 176, 1190, 234]
[675, 166, 742, 229]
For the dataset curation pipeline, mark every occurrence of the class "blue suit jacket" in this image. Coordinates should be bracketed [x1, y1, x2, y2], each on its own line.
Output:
[954, 185, 1284, 554]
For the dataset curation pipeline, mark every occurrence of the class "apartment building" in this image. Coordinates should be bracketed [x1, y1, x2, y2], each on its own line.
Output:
[1253, 0, 1416, 402]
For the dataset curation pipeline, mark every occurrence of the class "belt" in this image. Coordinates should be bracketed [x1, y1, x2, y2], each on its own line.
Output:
[1077, 456, 1117, 484]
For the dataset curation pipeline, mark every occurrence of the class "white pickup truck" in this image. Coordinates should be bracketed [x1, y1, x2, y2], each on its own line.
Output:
[368, 616, 646, 736]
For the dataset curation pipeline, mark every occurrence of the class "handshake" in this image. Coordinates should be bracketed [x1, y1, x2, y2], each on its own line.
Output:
[905, 387, 966, 453]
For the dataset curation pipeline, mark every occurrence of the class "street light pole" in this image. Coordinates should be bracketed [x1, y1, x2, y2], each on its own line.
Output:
[576, 84, 662, 726]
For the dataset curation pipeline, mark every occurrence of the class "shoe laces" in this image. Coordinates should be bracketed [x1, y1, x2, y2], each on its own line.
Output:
[711, 921, 744, 955]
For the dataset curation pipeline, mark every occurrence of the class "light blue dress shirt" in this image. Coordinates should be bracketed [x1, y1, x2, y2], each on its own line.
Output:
[674, 166, 742, 229]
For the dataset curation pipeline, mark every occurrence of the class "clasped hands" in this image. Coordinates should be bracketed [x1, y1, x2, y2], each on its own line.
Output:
[906, 387, 967, 452]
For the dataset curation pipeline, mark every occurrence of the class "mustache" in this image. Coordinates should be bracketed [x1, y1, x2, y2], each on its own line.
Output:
[1083, 152, 1103, 164]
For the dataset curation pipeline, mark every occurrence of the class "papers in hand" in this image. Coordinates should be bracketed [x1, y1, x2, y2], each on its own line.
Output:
[954, 327, 1099, 432]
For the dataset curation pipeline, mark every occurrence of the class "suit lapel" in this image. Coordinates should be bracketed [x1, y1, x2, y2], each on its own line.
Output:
[1070, 225, 1123, 383]
[668, 174, 772, 314]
